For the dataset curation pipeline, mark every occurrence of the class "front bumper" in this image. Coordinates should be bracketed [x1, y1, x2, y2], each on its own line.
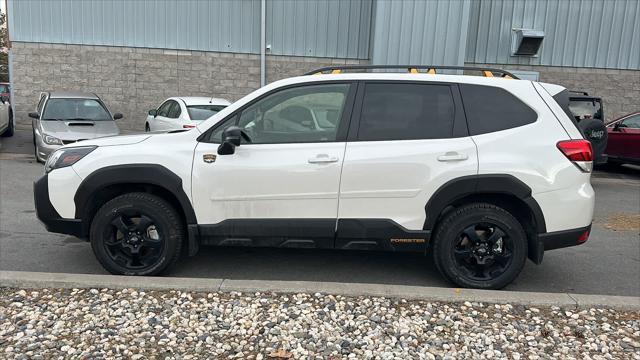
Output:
[35, 138, 61, 162]
[34, 175, 86, 238]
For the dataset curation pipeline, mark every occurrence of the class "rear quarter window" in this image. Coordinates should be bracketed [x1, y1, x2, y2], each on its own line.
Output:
[460, 84, 537, 135]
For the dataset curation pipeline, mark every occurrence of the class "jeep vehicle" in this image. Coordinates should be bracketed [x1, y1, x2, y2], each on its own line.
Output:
[565, 91, 608, 165]
[34, 65, 595, 289]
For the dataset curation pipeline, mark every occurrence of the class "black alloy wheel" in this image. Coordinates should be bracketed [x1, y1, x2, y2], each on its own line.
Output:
[104, 211, 165, 270]
[452, 223, 513, 281]
[91, 192, 183, 275]
[432, 203, 527, 289]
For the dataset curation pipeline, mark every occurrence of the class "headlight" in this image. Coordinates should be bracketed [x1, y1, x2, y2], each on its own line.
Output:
[45, 146, 97, 173]
[43, 134, 63, 145]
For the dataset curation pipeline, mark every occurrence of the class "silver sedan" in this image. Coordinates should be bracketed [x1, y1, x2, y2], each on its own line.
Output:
[29, 91, 123, 163]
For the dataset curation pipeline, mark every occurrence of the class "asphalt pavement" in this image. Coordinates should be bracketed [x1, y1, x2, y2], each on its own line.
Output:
[1, 130, 639, 296]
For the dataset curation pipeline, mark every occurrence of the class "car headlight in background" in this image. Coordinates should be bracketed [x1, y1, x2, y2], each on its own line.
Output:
[43, 134, 63, 145]
[45, 146, 97, 173]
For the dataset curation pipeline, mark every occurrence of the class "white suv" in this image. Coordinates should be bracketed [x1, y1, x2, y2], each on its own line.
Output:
[34, 66, 595, 289]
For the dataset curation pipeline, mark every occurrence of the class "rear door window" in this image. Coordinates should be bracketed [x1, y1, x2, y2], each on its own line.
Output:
[167, 101, 181, 119]
[460, 84, 537, 135]
[157, 101, 173, 117]
[357, 83, 455, 141]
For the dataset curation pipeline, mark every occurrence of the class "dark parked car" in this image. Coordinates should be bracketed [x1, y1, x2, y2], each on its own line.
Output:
[605, 111, 640, 166]
[568, 91, 608, 165]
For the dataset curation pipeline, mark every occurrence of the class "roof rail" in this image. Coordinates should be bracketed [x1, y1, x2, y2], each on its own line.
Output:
[305, 65, 520, 79]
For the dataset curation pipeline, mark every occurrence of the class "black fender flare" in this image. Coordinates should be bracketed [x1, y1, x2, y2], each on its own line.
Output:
[423, 174, 547, 263]
[424, 174, 546, 232]
[74, 164, 198, 225]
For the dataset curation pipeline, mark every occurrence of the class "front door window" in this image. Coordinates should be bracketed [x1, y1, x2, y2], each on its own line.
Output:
[209, 84, 350, 144]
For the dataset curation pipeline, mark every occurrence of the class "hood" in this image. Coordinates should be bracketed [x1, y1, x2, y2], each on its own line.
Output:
[65, 133, 152, 147]
[40, 120, 120, 141]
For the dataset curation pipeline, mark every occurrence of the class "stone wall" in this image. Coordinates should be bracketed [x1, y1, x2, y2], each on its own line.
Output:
[467, 63, 640, 122]
[10, 42, 366, 131]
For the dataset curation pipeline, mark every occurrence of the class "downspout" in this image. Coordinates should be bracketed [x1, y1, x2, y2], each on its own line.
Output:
[260, 0, 266, 87]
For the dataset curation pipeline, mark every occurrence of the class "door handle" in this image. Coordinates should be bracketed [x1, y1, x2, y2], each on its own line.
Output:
[437, 152, 468, 162]
[308, 154, 339, 164]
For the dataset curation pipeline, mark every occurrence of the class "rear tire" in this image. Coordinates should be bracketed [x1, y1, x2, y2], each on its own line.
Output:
[432, 203, 527, 290]
[90, 192, 183, 276]
[578, 118, 608, 164]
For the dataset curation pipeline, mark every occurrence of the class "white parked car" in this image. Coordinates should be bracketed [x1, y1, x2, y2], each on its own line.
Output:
[0, 95, 14, 137]
[34, 66, 595, 289]
[145, 97, 231, 132]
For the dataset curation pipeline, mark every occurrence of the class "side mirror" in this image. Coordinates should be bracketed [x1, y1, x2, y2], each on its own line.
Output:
[28, 112, 40, 119]
[148, 109, 158, 117]
[113, 113, 123, 120]
[217, 126, 250, 155]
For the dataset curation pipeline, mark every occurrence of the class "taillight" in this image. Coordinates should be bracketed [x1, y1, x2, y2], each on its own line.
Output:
[557, 140, 593, 172]
[183, 124, 196, 129]
[577, 230, 589, 244]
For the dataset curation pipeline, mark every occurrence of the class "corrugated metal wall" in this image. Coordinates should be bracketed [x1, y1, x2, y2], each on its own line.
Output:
[266, 0, 372, 59]
[8, 0, 371, 59]
[466, 0, 640, 70]
[370, 0, 471, 66]
[8, 0, 261, 53]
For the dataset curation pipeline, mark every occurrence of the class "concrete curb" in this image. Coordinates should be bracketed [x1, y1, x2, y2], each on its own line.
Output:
[1, 271, 639, 311]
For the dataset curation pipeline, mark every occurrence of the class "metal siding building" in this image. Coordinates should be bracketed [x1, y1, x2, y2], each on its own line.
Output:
[266, 0, 372, 59]
[8, 0, 372, 59]
[9, 0, 639, 69]
[466, 0, 640, 70]
[370, 0, 471, 66]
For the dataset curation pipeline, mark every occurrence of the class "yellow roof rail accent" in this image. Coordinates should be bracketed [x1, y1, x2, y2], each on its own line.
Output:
[303, 66, 520, 79]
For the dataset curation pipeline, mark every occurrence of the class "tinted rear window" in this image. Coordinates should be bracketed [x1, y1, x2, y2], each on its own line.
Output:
[187, 105, 226, 121]
[552, 89, 576, 123]
[460, 84, 537, 135]
[357, 83, 455, 141]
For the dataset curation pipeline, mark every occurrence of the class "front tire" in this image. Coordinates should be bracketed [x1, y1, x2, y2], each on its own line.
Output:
[90, 192, 184, 276]
[145, 123, 150, 132]
[432, 203, 527, 290]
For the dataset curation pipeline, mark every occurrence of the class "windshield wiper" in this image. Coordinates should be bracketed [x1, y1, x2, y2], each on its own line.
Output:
[65, 118, 96, 121]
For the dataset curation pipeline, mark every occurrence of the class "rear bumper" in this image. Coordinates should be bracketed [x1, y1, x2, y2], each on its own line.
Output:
[539, 224, 591, 251]
[34, 175, 86, 238]
[529, 224, 591, 264]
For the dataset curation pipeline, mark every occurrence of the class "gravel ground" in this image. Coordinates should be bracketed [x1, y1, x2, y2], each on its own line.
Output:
[1, 288, 639, 359]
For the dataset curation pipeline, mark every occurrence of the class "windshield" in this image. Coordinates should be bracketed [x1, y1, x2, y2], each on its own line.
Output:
[42, 99, 111, 121]
[569, 99, 603, 121]
[0, 84, 9, 93]
[187, 105, 227, 121]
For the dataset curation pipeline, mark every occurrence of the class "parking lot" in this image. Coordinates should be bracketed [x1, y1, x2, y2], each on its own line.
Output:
[1, 130, 639, 297]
